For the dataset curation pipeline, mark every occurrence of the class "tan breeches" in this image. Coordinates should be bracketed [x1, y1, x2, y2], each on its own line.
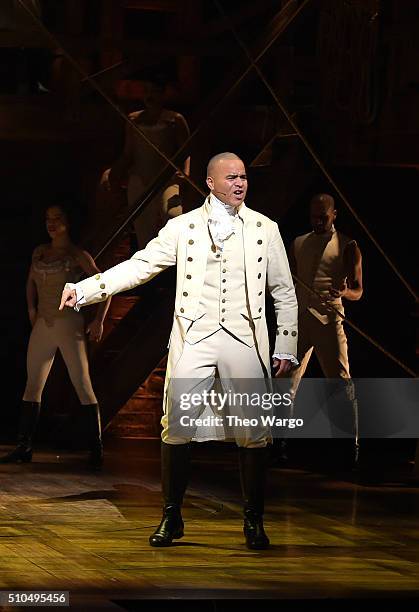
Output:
[23, 315, 97, 405]
[128, 175, 182, 250]
[290, 312, 351, 395]
[289, 312, 358, 441]
[162, 328, 270, 448]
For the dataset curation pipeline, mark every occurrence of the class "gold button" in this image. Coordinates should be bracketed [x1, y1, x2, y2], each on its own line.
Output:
[222, 279, 226, 283]
[258, 257, 262, 262]
[257, 221, 262, 227]
[189, 223, 195, 229]
[187, 257, 193, 262]
[188, 239, 194, 245]
[222, 269, 226, 273]
[186, 274, 192, 280]
[222, 289, 227, 293]
[291, 331, 297, 337]
[257, 239, 262, 245]
[95, 274, 100, 280]
[258, 291, 262, 296]
[100, 283, 105, 289]
[223, 259, 227, 263]
[180, 307, 184, 313]
[222, 299, 226, 303]
[283, 330, 289, 336]
[183, 291, 188, 297]
[222, 308, 225, 313]
[257, 273, 261, 279]
[101, 292, 107, 299]
[221, 318, 225, 322]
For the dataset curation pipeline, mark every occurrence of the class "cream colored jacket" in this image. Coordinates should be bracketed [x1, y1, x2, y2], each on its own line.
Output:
[74, 198, 298, 375]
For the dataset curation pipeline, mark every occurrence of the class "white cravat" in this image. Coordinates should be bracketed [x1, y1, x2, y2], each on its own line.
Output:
[207, 193, 239, 250]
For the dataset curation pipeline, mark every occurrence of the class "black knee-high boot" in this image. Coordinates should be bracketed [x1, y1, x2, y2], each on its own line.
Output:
[149, 442, 190, 547]
[84, 404, 103, 469]
[238, 446, 270, 550]
[0, 401, 41, 463]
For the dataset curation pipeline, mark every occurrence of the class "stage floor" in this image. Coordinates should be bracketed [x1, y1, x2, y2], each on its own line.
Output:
[0, 439, 419, 610]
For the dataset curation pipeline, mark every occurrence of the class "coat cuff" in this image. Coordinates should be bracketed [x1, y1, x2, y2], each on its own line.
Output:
[272, 353, 299, 366]
[64, 283, 86, 312]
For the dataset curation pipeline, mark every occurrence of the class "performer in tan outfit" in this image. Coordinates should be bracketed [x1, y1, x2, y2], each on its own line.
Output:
[0, 203, 110, 468]
[289, 194, 363, 457]
[101, 77, 190, 249]
[61, 153, 298, 549]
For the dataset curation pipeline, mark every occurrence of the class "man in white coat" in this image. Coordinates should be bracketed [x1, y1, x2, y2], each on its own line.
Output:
[60, 152, 298, 549]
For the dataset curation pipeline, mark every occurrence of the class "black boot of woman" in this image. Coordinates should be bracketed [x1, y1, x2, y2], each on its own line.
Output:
[0, 401, 40, 463]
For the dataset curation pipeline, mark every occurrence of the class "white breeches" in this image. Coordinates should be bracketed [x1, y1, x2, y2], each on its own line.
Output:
[23, 315, 97, 405]
[162, 328, 270, 448]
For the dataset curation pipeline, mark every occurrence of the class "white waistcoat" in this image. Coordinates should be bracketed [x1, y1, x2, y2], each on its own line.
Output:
[185, 220, 255, 347]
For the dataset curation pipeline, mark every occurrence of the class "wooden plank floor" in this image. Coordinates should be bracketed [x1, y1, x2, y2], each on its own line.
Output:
[0, 439, 419, 610]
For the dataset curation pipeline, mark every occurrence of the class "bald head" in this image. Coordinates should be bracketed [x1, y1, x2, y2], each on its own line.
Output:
[310, 193, 335, 212]
[207, 152, 242, 178]
[310, 193, 336, 234]
[206, 152, 247, 208]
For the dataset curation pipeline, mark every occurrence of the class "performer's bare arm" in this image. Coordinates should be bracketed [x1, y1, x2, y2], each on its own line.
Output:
[76, 249, 111, 342]
[329, 241, 363, 301]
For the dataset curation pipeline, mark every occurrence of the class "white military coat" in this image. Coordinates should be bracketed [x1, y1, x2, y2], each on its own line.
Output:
[74, 198, 298, 409]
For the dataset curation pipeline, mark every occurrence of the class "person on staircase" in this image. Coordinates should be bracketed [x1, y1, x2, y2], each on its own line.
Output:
[101, 75, 191, 250]
[0, 201, 110, 468]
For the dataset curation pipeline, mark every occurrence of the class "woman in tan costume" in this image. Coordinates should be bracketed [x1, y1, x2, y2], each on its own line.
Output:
[0, 203, 110, 468]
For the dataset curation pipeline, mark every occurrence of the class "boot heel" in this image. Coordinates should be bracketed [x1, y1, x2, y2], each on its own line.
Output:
[0, 401, 40, 464]
[172, 526, 184, 539]
[149, 505, 184, 547]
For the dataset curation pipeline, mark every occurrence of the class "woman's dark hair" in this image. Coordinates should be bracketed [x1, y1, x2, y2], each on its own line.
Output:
[43, 195, 83, 242]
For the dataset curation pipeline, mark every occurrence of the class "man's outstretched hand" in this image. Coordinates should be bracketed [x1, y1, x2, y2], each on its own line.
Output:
[59, 287, 77, 310]
[272, 358, 294, 377]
